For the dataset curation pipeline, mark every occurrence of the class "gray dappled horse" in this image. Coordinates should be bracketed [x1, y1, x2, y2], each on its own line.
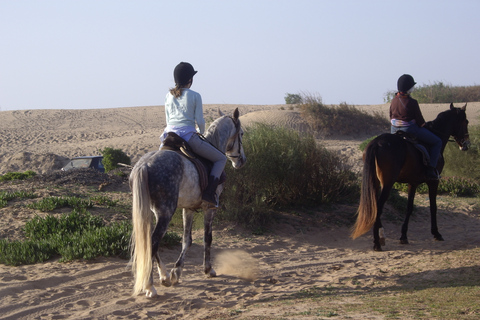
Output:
[130, 108, 246, 297]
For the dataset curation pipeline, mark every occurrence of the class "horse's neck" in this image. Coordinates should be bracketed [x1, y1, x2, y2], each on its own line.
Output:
[205, 117, 231, 153]
[431, 112, 455, 146]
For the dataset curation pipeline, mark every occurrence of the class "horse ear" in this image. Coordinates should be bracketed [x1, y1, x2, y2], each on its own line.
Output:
[218, 108, 224, 116]
[450, 103, 454, 110]
[233, 108, 239, 120]
[461, 103, 467, 111]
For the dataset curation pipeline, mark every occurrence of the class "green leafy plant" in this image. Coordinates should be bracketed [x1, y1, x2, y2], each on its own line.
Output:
[100, 147, 131, 172]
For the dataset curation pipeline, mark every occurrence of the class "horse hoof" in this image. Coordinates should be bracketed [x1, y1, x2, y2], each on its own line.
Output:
[373, 245, 383, 251]
[171, 268, 181, 285]
[434, 236, 444, 241]
[161, 278, 172, 287]
[206, 268, 217, 278]
[145, 286, 157, 298]
[399, 239, 409, 244]
[380, 237, 386, 246]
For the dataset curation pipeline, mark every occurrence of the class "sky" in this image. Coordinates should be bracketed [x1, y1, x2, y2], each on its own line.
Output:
[1, 0, 479, 111]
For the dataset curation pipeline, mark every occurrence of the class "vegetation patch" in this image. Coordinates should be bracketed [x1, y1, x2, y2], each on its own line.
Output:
[0, 210, 180, 266]
[0, 170, 36, 181]
[384, 82, 480, 104]
[0, 190, 36, 208]
[296, 94, 389, 136]
[219, 123, 358, 230]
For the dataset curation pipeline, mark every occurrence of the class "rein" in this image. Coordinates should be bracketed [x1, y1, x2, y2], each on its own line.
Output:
[225, 117, 242, 159]
[199, 116, 242, 159]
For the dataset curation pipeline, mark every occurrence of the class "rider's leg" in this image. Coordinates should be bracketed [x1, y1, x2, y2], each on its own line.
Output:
[415, 127, 442, 167]
[188, 134, 227, 205]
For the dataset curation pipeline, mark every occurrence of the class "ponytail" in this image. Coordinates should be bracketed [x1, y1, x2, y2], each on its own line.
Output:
[169, 85, 183, 98]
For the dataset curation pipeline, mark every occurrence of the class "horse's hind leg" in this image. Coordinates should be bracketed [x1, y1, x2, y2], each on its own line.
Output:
[147, 206, 176, 295]
[154, 252, 171, 287]
[373, 184, 392, 251]
[400, 184, 417, 244]
[203, 208, 217, 277]
[171, 208, 194, 285]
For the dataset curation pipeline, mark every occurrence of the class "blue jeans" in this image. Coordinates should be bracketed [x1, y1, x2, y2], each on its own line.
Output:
[391, 125, 442, 167]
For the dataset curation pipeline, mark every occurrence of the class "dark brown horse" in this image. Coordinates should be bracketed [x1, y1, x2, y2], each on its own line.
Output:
[351, 103, 470, 251]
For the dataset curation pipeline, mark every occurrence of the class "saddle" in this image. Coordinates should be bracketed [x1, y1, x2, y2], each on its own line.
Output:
[394, 131, 429, 166]
[160, 132, 226, 191]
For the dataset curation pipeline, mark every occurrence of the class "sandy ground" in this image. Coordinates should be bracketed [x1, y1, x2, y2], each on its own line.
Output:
[0, 102, 479, 319]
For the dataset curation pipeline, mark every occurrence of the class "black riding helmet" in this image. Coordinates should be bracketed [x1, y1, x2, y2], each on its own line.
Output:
[174, 62, 198, 86]
[397, 74, 416, 93]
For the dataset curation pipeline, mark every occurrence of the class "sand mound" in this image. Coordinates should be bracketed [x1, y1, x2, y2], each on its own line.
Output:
[240, 109, 311, 133]
[0, 152, 69, 175]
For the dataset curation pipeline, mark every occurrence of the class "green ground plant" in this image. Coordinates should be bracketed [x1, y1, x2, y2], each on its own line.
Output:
[27, 196, 94, 211]
[0, 190, 36, 208]
[0, 210, 180, 266]
[0, 170, 36, 181]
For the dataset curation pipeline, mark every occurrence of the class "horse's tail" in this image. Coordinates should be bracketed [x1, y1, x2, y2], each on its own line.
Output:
[130, 164, 152, 296]
[351, 141, 379, 239]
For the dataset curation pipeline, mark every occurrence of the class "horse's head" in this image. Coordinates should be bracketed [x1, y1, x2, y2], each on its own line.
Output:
[225, 108, 247, 169]
[206, 108, 246, 169]
[450, 103, 470, 151]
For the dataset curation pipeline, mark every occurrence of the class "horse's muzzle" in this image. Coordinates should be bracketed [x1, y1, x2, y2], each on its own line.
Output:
[460, 140, 471, 151]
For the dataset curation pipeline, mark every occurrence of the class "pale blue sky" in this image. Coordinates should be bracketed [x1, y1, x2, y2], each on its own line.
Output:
[1, 0, 479, 111]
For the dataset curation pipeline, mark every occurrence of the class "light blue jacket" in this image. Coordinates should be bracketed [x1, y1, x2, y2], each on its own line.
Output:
[164, 88, 206, 135]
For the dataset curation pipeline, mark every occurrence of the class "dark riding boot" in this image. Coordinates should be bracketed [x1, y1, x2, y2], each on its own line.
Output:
[426, 166, 439, 180]
[202, 175, 220, 207]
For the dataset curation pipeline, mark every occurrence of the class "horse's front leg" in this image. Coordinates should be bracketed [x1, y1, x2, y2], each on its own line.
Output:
[171, 208, 194, 285]
[203, 208, 217, 277]
[427, 181, 443, 241]
[400, 184, 417, 244]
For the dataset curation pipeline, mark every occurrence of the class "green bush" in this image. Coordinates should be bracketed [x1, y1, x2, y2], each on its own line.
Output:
[284, 93, 303, 104]
[100, 147, 131, 172]
[0, 170, 36, 181]
[218, 124, 358, 230]
[384, 82, 480, 103]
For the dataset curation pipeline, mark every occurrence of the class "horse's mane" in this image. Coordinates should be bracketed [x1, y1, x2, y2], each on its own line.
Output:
[428, 107, 466, 135]
[204, 115, 238, 152]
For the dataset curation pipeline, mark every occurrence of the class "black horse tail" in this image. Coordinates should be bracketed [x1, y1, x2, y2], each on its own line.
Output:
[351, 140, 379, 239]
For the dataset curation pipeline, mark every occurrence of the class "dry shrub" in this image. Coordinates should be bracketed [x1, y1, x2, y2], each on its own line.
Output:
[298, 95, 389, 136]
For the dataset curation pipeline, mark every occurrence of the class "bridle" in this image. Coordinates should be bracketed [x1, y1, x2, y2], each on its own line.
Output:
[225, 117, 243, 160]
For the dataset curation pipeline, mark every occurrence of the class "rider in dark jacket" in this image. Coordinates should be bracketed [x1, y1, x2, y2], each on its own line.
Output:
[390, 74, 442, 180]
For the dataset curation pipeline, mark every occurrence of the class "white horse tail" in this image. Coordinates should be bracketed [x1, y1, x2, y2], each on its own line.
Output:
[130, 164, 152, 296]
